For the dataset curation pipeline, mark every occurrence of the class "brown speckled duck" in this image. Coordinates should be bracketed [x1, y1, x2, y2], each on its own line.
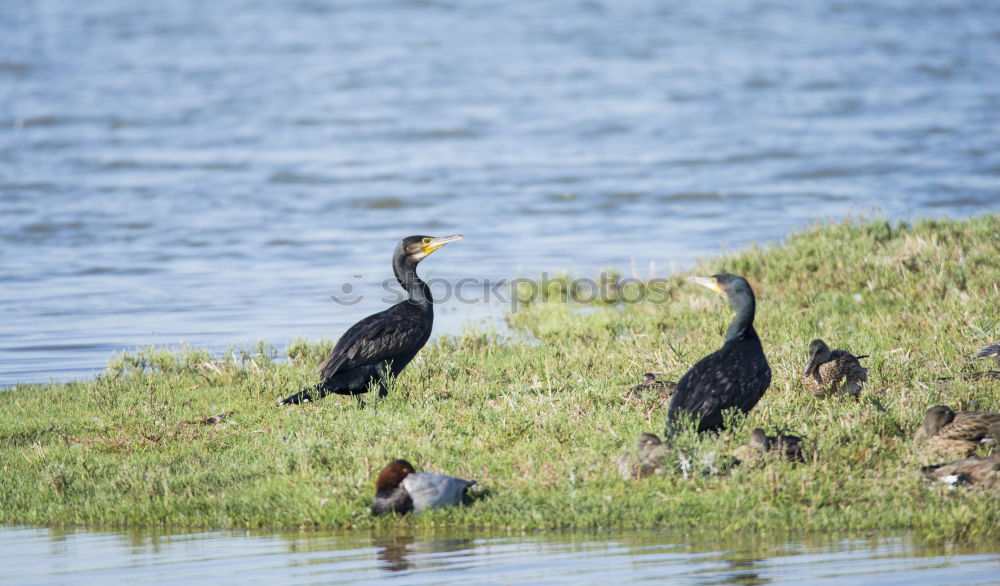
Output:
[802, 339, 868, 397]
[923, 453, 1000, 488]
[617, 432, 667, 480]
[913, 405, 1000, 459]
[938, 423, 1000, 484]
[624, 373, 677, 403]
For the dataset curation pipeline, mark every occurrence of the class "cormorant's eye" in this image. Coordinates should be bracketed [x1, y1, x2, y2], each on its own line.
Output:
[422, 238, 431, 244]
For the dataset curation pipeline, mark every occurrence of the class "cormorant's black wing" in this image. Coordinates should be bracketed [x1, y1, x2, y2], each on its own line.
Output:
[667, 338, 771, 432]
[317, 303, 428, 380]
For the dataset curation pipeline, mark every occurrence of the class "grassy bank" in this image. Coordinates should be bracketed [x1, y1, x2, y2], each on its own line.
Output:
[2, 215, 999, 540]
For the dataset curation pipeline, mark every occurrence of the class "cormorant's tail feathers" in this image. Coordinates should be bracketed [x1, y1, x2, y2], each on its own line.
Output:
[279, 383, 327, 405]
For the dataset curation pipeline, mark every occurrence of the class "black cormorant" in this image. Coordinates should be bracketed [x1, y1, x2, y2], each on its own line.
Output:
[280, 234, 463, 404]
[665, 274, 771, 433]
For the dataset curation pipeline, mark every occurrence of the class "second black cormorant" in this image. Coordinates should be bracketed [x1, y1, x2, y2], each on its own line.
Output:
[665, 274, 771, 433]
[280, 234, 463, 404]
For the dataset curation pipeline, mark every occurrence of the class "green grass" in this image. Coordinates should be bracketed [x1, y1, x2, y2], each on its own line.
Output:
[2, 215, 999, 541]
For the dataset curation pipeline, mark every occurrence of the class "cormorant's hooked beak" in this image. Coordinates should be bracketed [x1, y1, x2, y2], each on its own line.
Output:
[421, 234, 464, 256]
[804, 358, 821, 377]
[687, 275, 723, 295]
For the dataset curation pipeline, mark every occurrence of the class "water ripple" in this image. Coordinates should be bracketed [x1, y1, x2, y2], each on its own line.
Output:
[0, 527, 997, 585]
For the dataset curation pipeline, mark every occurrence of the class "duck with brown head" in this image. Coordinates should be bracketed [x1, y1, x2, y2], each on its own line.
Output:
[371, 459, 476, 516]
[371, 459, 416, 516]
[280, 235, 463, 404]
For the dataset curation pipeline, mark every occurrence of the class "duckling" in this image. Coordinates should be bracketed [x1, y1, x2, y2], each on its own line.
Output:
[914, 405, 1000, 459]
[617, 433, 667, 480]
[802, 339, 868, 397]
[623, 373, 677, 403]
[371, 459, 476, 516]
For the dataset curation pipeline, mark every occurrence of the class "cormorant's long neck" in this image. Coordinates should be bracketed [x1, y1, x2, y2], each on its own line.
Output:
[724, 293, 756, 342]
[393, 255, 432, 308]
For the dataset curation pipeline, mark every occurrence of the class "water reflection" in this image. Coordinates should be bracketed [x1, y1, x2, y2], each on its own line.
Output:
[2, 525, 998, 584]
[371, 534, 477, 573]
[715, 557, 767, 585]
[374, 534, 417, 572]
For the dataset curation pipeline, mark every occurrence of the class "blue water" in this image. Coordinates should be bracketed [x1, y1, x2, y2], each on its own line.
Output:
[2, 0, 999, 384]
[3, 526, 998, 585]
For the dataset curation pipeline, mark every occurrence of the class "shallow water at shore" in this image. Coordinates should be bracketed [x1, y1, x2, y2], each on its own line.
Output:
[3, 526, 998, 585]
[3, 0, 1000, 384]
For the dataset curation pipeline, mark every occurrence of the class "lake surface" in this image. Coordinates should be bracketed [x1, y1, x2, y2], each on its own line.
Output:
[3, 526, 999, 585]
[3, 0, 1000, 384]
